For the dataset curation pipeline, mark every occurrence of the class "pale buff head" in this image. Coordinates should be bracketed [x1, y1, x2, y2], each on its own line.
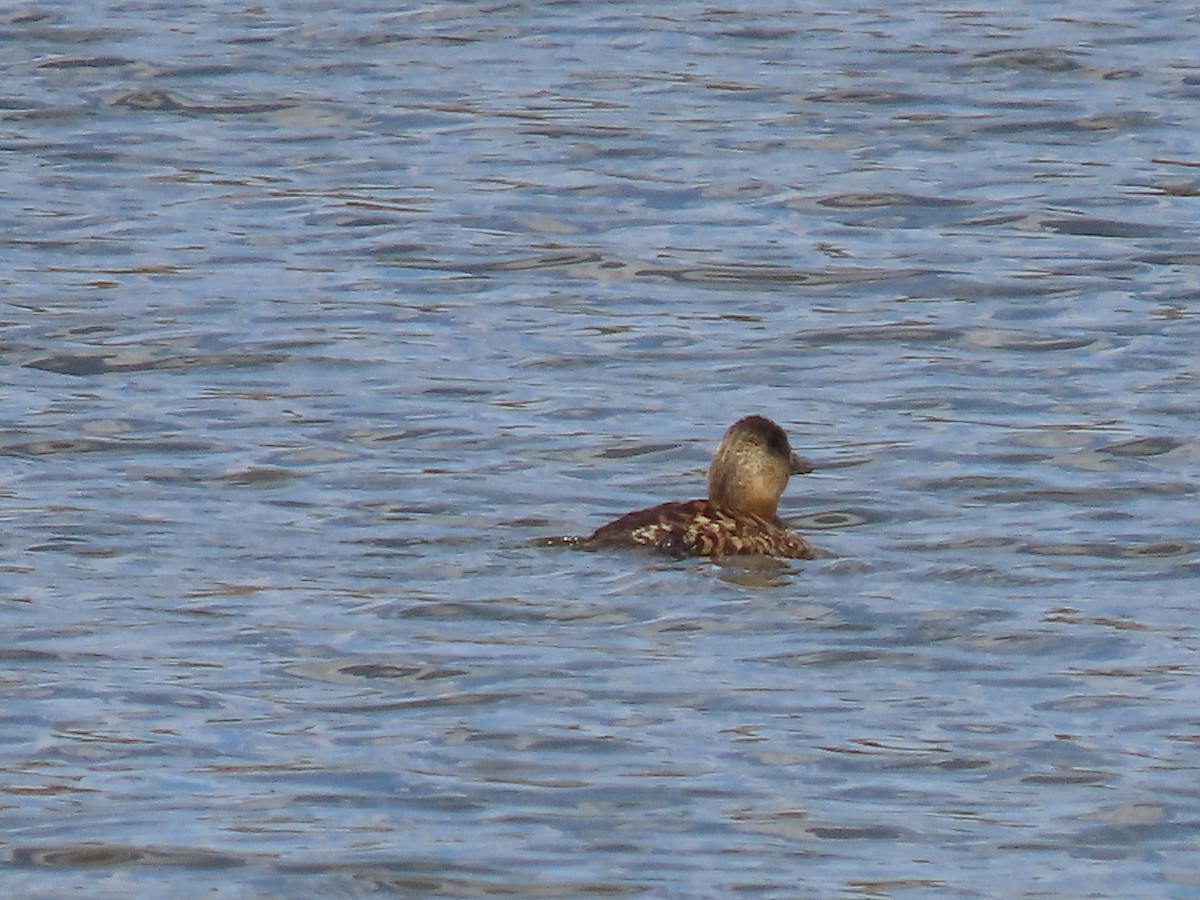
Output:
[706, 416, 811, 520]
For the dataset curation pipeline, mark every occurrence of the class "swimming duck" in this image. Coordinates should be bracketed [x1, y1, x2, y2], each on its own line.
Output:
[584, 415, 815, 559]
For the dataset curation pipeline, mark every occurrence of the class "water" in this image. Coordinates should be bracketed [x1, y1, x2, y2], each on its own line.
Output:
[3, 1, 1200, 896]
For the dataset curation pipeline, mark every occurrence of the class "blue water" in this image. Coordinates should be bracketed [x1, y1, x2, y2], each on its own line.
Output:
[3, 2, 1200, 897]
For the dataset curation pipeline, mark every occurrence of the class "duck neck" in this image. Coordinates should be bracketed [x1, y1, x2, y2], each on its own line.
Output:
[708, 474, 779, 521]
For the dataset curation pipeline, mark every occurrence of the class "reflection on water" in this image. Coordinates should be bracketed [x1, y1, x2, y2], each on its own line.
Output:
[4, 1, 1200, 897]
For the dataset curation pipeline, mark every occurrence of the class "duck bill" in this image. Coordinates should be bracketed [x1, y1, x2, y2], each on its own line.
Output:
[790, 454, 814, 475]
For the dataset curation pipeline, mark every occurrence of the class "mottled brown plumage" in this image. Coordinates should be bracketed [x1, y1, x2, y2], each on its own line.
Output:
[584, 416, 814, 559]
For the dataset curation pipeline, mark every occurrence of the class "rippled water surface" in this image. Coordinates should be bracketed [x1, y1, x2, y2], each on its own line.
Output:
[4, 1, 1200, 896]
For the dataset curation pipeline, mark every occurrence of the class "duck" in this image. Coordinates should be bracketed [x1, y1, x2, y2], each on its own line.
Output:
[583, 415, 815, 559]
